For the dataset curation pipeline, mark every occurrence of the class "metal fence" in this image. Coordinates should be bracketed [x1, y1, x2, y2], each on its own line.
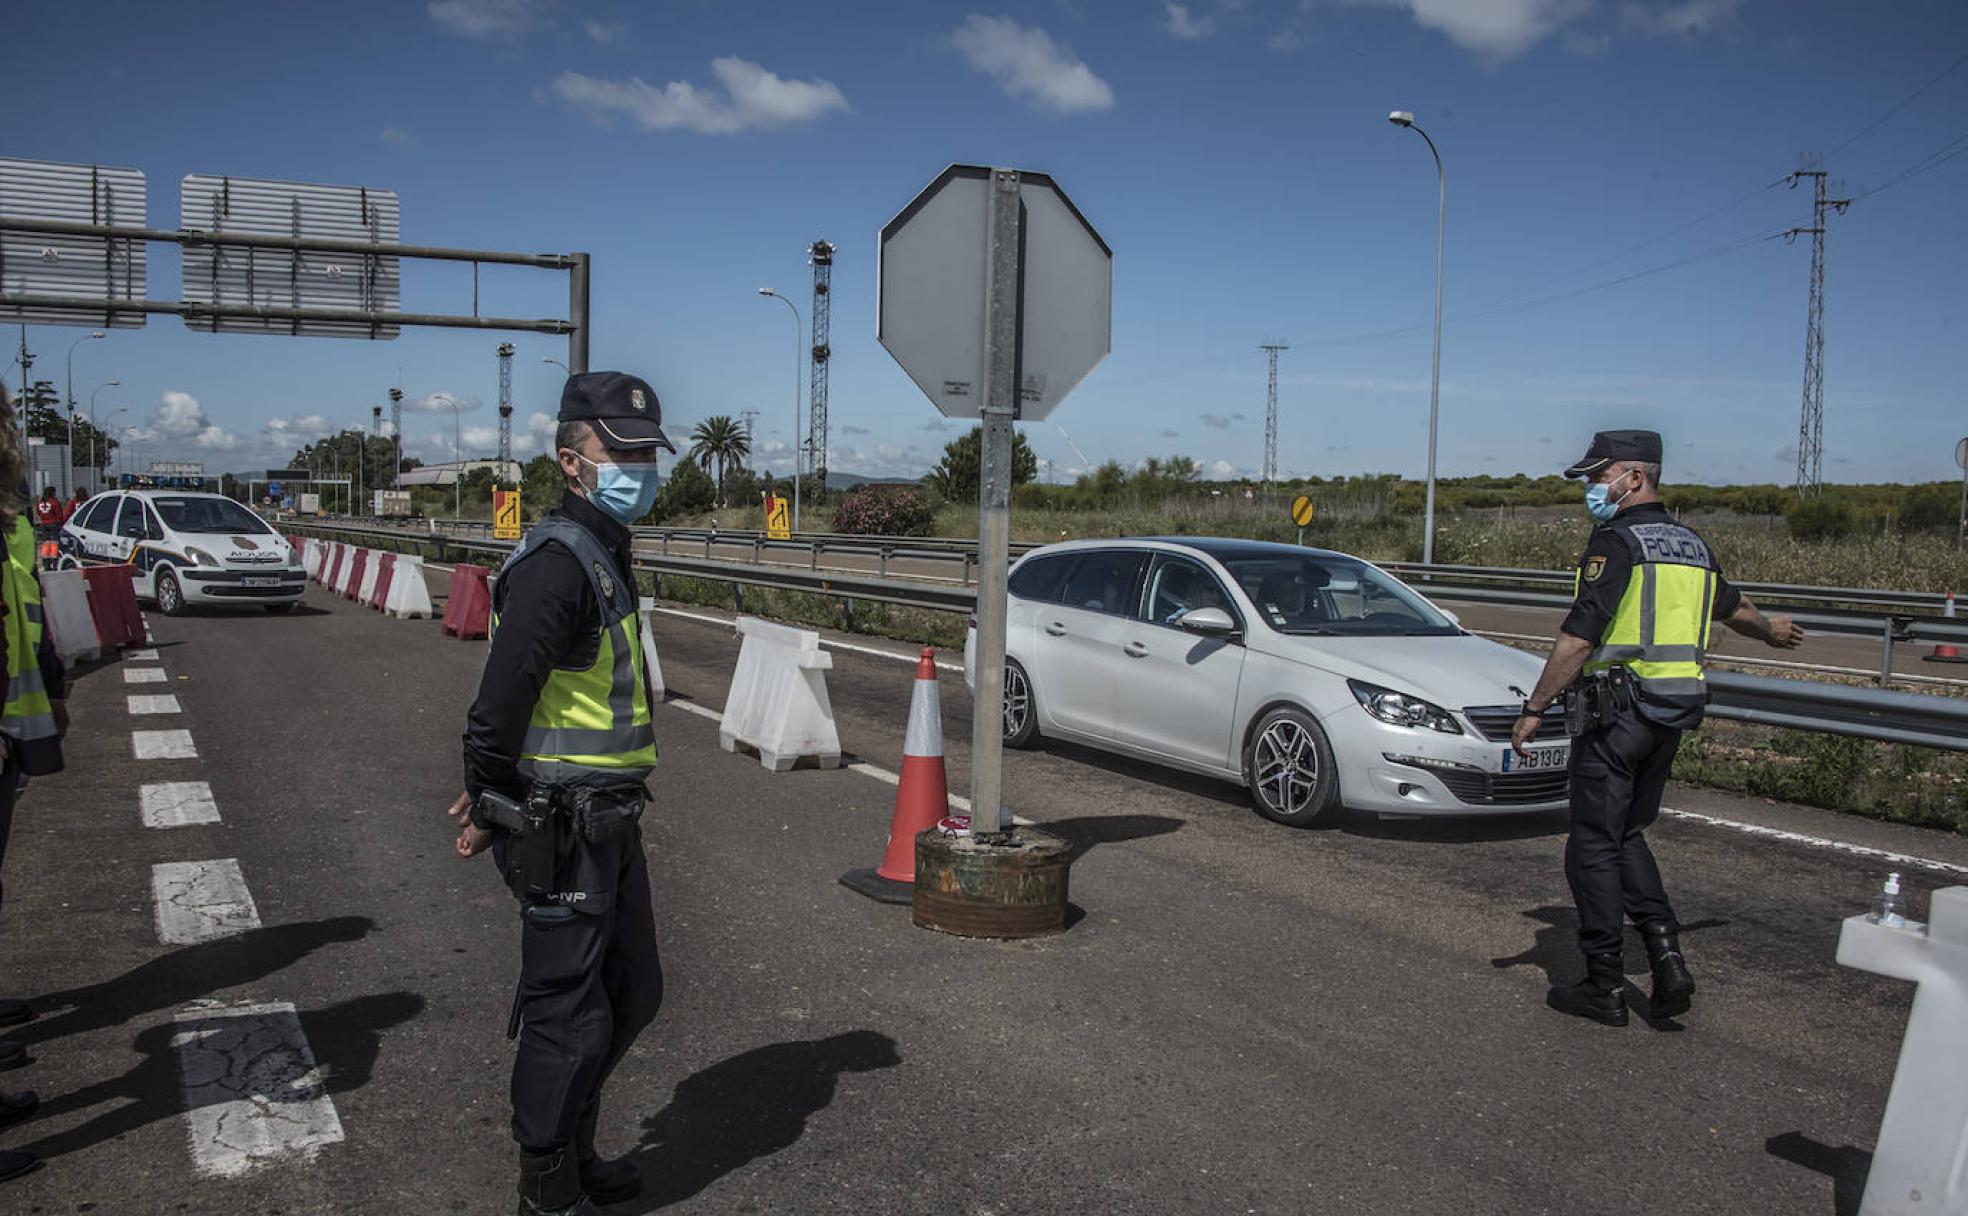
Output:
[288, 519, 1968, 754]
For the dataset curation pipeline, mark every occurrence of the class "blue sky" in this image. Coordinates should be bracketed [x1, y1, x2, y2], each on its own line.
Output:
[6, 0, 1965, 486]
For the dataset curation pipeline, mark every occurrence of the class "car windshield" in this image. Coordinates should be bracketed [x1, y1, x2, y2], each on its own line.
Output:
[1221, 552, 1459, 637]
[150, 496, 273, 535]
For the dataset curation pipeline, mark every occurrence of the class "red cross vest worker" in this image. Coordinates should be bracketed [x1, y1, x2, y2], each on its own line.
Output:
[1512, 430, 1804, 1026]
[30, 490, 60, 546]
[447, 371, 675, 1215]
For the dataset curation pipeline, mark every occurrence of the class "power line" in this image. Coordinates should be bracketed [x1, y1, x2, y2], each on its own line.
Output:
[1852, 128, 1968, 201]
[1825, 48, 1968, 161]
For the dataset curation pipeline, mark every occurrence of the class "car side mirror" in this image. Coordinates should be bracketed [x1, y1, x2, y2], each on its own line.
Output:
[1177, 606, 1238, 638]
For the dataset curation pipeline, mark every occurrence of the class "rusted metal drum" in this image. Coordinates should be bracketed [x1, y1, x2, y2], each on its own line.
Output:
[911, 827, 1073, 939]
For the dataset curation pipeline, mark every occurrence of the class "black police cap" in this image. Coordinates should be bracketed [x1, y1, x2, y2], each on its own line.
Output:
[1564, 429, 1662, 479]
[558, 371, 677, 453]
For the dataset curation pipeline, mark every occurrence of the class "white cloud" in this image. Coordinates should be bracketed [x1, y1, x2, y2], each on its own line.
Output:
[1200, 413, 1235, 430]
[460, 425, 501, 450]
[1353, 0, 1737, 59]
[156, 390, 209, 438]
[379, 125, 414, 147]
[293, 413, 331, 432]
[1267, 27, 1305, 51]
[583, 18, 624, 43]
[1208, 459, 1241, 478]
[552, 58, 849, 135]
[950, 16, 1116, 114]
[1164, 2, 1216, 39]
[429, 0, 547, 39]
[194, 425, 245, 452]
[406, 391, 483, 413]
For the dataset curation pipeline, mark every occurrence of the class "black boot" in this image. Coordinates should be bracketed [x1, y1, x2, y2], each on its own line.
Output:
[1640, 922, 1695, 1018]
[575, 1102, 641, 1205]
[517, 1147, 597, 1216]
[1546, 952, 1629, 1026]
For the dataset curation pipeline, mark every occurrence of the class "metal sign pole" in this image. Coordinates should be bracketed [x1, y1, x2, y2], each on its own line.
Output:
[968, 168, 1024, 840]
[568, 252, 591, 374]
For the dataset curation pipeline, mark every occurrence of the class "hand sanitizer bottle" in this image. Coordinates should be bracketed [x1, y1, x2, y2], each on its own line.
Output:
[1868, 873, 1907, 928]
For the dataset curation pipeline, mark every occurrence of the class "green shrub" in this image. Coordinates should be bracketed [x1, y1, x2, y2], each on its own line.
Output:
[831, 485, 936, 537]
[1786, 496, 1856, 541]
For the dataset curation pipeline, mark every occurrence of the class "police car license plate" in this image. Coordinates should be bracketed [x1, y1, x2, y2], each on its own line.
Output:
[1502, 745, 1568, 772]
[240, 576, 279, 588]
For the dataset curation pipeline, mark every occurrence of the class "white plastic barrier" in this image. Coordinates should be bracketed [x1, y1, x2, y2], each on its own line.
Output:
[382, 554, 435, 620]
[1837, 885, 1968, 1215]
[639, 597, 667, 703]
[39, 568, 102, 665]
[357, 549, 384, 606]
[335, 547, 363, 598]
[719, 616, 840, 771]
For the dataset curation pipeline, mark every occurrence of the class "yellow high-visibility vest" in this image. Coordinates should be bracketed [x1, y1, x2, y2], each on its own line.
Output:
[1580, 515, 1719, 729]
[2, 516, 59, 767]
[490, 515, 657, 784]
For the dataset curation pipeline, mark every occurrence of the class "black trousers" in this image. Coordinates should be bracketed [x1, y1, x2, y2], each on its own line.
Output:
[498, 824, 664, 1152]
[1565, 710, 1679, 956]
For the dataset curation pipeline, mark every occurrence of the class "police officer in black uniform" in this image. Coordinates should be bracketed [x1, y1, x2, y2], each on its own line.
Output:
[1512, 430, 1805, 1026]
[448, 372, 675, 1213]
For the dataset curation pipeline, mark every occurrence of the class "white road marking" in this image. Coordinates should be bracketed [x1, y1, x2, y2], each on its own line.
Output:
[651, 606, 966, 673]
[129, 694, 182, 715]
[123, 666, 168, 684]
[173, 1000, 346, 1178]
[133, 730, 197, 760]
[126, 648, 160, 661]
[141, 782, 220, 828]
[151, 859, 261, 944]
[662, 698, 1022, 821]
[1661, 807, 1968, 876]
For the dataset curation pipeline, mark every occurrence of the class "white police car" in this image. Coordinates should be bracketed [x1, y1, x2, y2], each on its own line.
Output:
[58, 490, 306, 615]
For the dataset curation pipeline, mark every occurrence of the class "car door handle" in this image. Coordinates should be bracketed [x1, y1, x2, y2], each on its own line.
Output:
[1045, 622, 1068, 636]
[1123, 641, 1149, 657]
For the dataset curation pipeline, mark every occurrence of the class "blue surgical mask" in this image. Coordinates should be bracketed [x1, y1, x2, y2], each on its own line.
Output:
[1585, 472, 1634, 523]
[577, 453, 662, 524]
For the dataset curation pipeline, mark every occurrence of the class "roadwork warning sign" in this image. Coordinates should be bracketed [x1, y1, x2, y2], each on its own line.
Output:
[493, 490, 521, 540]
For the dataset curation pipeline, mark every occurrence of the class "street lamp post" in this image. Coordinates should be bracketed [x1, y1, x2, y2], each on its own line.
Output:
[65, 330, 105, 498]
[88, 379, 120, 488]
[542, 356, 571, 377]
[443, 393, 463, 519]
[1388, 109, 1446, 565]
[756, 288, 804, 533]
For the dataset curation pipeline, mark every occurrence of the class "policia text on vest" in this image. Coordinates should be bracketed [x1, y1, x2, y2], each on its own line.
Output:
[446, 371, 678, 1215]
[1512, 430, 1804, 1029]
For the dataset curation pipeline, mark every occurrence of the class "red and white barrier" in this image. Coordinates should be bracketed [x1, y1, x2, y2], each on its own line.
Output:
[719, 617, 841, 771]
[357, 550, 384, 606]
[442, 565, 492, 639]
[40, 568, 103, 665]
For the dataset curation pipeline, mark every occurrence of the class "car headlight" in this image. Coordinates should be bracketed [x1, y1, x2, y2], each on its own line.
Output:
[1348, 679, 1464, 735]
[185, 546, 222, 568]
[286, 547, 303, 570]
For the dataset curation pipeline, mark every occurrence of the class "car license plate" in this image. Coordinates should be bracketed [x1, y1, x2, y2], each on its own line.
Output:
[240, 576, 279, 588]
[1502, 745, 1568, 772]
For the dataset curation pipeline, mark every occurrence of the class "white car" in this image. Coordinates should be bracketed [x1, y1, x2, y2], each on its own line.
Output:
[59, 490, 306, 615]
[965, 537, 1569, 827]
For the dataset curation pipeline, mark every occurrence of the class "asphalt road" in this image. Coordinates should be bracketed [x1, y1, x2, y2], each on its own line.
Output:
[2, 577, 1959, 1213]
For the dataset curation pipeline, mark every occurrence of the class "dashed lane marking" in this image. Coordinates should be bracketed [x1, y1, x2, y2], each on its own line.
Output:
[172, 1001, 346, 1177]
[141, 781, 220, 828]
[1661, 807, 1968, 876]
[123, 667, 169, 684]
[133, 730, 197, 760]
[126, 648, 159, 661]
[128, 694, 182, 715]
[151, 859, 261, 944]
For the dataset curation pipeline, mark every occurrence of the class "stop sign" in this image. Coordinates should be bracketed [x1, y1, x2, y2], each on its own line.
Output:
[877, 165, 1111, 422]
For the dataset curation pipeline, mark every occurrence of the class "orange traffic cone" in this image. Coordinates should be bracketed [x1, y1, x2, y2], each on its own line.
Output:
[840, 646, 950, 905]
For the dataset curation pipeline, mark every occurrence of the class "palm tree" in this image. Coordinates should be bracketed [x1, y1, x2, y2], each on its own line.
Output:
[688, 416, 751, 506]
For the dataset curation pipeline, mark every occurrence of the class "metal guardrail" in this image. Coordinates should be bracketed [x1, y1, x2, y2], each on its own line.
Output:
[289, 520, 1968, 753]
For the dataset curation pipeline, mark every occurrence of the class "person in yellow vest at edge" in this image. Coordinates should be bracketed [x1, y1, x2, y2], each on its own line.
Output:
[446, 371, 673, 1215]
[1512, 430, 1804, 1027]
[0, 385, 70, 1184]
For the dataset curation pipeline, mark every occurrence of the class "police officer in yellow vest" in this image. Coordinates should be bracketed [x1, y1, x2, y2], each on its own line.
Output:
[1, 459, 68, 1181]
[1512, 430, 1803, 1026]
[447, 372, 673, 1214]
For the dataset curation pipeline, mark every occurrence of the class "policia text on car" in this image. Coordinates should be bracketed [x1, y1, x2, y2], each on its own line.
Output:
[447, 372, 676, 1216]
[1512, 430, 1804, 1027]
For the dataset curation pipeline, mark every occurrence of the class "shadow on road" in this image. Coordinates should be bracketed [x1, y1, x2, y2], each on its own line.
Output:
[1037, 814, 1184, 864]
[609, 1029, 902, 1212]
[1489, 905, 1730, 1027]
[18, 916, 376, 1047]
[1025, 737, 1248, 810]
[19, 990, 423, 1162]
[1766, 1131, 1870, 1216]
[1338, 806, 1568, 844]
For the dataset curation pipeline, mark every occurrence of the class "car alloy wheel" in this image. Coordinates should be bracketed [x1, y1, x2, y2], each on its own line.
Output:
[1244, 706, 1340, 827]
[156, 569, 185, 617]
[1001, 660, 1040, 749]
